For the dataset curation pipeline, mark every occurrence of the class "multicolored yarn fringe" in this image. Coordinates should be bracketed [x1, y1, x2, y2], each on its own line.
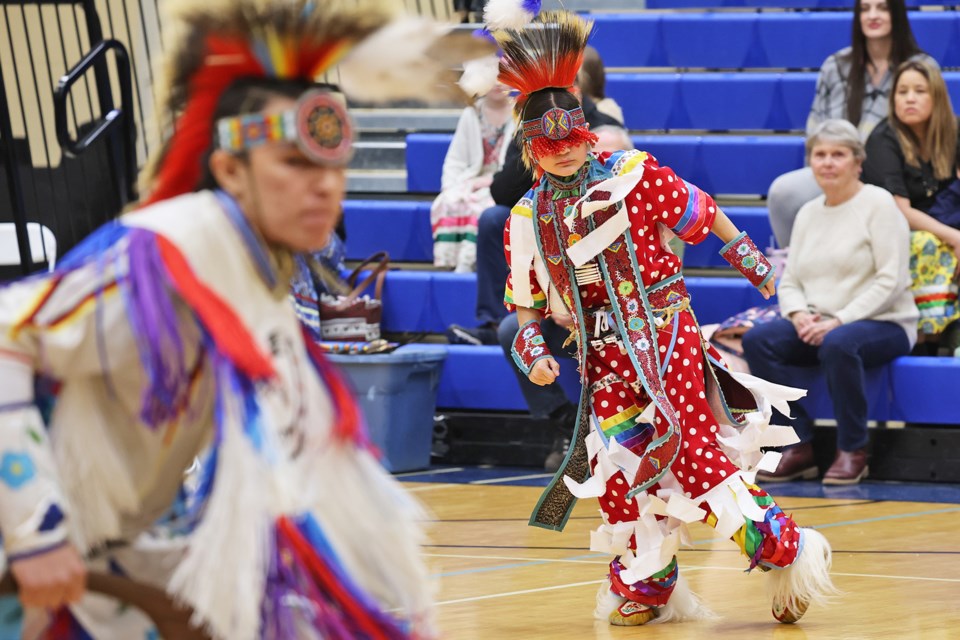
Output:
[262, 515, 412, 640]
[609, 555, 678, 608]
[722, 483, 802, 571]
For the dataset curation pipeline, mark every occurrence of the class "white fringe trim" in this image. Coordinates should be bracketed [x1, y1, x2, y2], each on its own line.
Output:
[296, 444, 437, 638]
[594, 580, 624, 622]
[767, 527, 839, 617]
[650, 573, 715, 623]
[53, 385, 139, 550]
[167, 413, 273, 640]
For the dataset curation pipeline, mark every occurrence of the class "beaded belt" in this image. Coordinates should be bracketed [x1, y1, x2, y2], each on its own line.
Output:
[573, 275, 692, 349]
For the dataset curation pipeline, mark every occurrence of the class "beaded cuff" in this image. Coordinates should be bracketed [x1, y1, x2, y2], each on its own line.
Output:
[720, 232, 774, 289]
[511, 320, 553, 377]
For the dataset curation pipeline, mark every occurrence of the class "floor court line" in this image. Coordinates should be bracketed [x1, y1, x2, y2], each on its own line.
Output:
[434, 566, 715, 606]
[813, 505, 960, 529]
[394, 467, 465, 478]
[407, 483, 460, 493]
[435, 579, 606, 606]
[425, 552, 607, 565]
[469, 473, 554, 485]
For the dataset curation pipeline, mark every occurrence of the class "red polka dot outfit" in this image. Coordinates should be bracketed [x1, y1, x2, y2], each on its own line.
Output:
[504, 151, 802, 609]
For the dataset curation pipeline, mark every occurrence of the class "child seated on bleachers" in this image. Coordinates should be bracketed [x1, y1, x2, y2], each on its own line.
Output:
[430, 82, 515, 272]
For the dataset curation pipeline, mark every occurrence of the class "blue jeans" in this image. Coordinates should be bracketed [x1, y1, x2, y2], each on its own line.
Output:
[476, 205, 511, 325]
[498, 313, 576, 418]
[742, 318, 910, 451]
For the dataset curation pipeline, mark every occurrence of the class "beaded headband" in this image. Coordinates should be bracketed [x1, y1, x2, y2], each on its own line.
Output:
[216, 90, 354, 166]
[521, 106, 586, 141]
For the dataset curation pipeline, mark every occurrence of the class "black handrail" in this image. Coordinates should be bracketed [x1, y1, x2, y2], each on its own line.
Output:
[53, 38, 137, 207]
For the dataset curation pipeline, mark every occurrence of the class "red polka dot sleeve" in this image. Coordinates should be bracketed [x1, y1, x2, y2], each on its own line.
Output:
[637, 155, 718, 245]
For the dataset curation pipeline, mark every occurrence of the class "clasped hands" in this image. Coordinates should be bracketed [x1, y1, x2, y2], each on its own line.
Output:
[790, 311, 841, 346]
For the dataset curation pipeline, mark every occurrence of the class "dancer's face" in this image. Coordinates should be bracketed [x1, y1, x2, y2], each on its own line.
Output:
[859, 0, 892, 40]
[538, 141, 590, 177]
[213, 96, 347, 253]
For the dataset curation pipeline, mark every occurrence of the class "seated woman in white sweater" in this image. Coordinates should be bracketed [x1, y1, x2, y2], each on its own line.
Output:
[743, 120, 918, 485]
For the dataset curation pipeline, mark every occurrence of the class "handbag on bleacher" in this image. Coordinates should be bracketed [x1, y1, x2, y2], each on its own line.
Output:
[319, 251, 389, 342]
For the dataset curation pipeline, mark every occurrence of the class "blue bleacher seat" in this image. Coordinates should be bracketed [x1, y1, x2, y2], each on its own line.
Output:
[631, 135, 805, 196]
[406, 133, 452, 193]
[609, 72, 960, 132]
[889, 357, 960, 423]
[684, 207, 775, 267]
[605, 73, 684, 130]
[342, 200, 433, 262]
[436, 346, 958, 425]
[590, 12, 960, 70]
[679, 73, 783, 130]
[587, 14, 667, 70]
[344, 198, 771, 266]
[437, 345, 580, 410]
[659, 14, 771, 69]
[646, 0, 950, 11]
[407, 133, 805, 197]
[381, 272, 773, 334]
[436, 346, 900, 417]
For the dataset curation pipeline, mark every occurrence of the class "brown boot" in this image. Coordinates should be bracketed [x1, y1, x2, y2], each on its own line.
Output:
[755, 443, 818, 482]
[822, 448, 868, 485]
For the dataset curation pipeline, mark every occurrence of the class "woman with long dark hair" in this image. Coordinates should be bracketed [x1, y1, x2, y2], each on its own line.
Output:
[767, 0, 935, 248]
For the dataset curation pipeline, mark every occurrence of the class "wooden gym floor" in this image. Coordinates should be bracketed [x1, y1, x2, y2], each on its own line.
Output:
[400, 467, 960, 640]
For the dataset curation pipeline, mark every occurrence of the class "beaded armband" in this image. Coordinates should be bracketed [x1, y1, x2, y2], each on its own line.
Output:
[511, 320, 553, 377]
[720, 232, 774, 289]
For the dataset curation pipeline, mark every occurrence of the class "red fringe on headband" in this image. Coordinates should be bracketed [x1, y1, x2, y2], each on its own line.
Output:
[530, 126, 598, 161]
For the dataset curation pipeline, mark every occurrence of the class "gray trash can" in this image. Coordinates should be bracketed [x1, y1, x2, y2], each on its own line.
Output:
[326, 345, 447, 472]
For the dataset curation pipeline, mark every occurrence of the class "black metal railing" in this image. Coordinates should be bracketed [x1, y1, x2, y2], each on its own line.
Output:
[0, 0, 456, 277]
[0, 0, 156, 277]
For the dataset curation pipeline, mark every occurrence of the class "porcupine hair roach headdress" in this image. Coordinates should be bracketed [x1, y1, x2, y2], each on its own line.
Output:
[139, 0, 389, 206]
[493, 10, 596, 169]
[141, 0, 495, 206]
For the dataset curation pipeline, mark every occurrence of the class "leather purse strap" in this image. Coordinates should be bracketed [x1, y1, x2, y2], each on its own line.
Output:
[341, 251, 389, 307]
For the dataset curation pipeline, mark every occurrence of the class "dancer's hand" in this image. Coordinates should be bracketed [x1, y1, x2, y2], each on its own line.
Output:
[758, 278, 776, 300]
[529, 357, 560, 385]
[10, 542, 87, 609]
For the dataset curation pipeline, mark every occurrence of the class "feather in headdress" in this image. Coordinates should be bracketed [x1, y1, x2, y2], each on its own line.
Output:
[455, 30, 500, 98]
[337, 18, 495, 103]
[494, 10, 593, 114]
[484, 0, 543, 30]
